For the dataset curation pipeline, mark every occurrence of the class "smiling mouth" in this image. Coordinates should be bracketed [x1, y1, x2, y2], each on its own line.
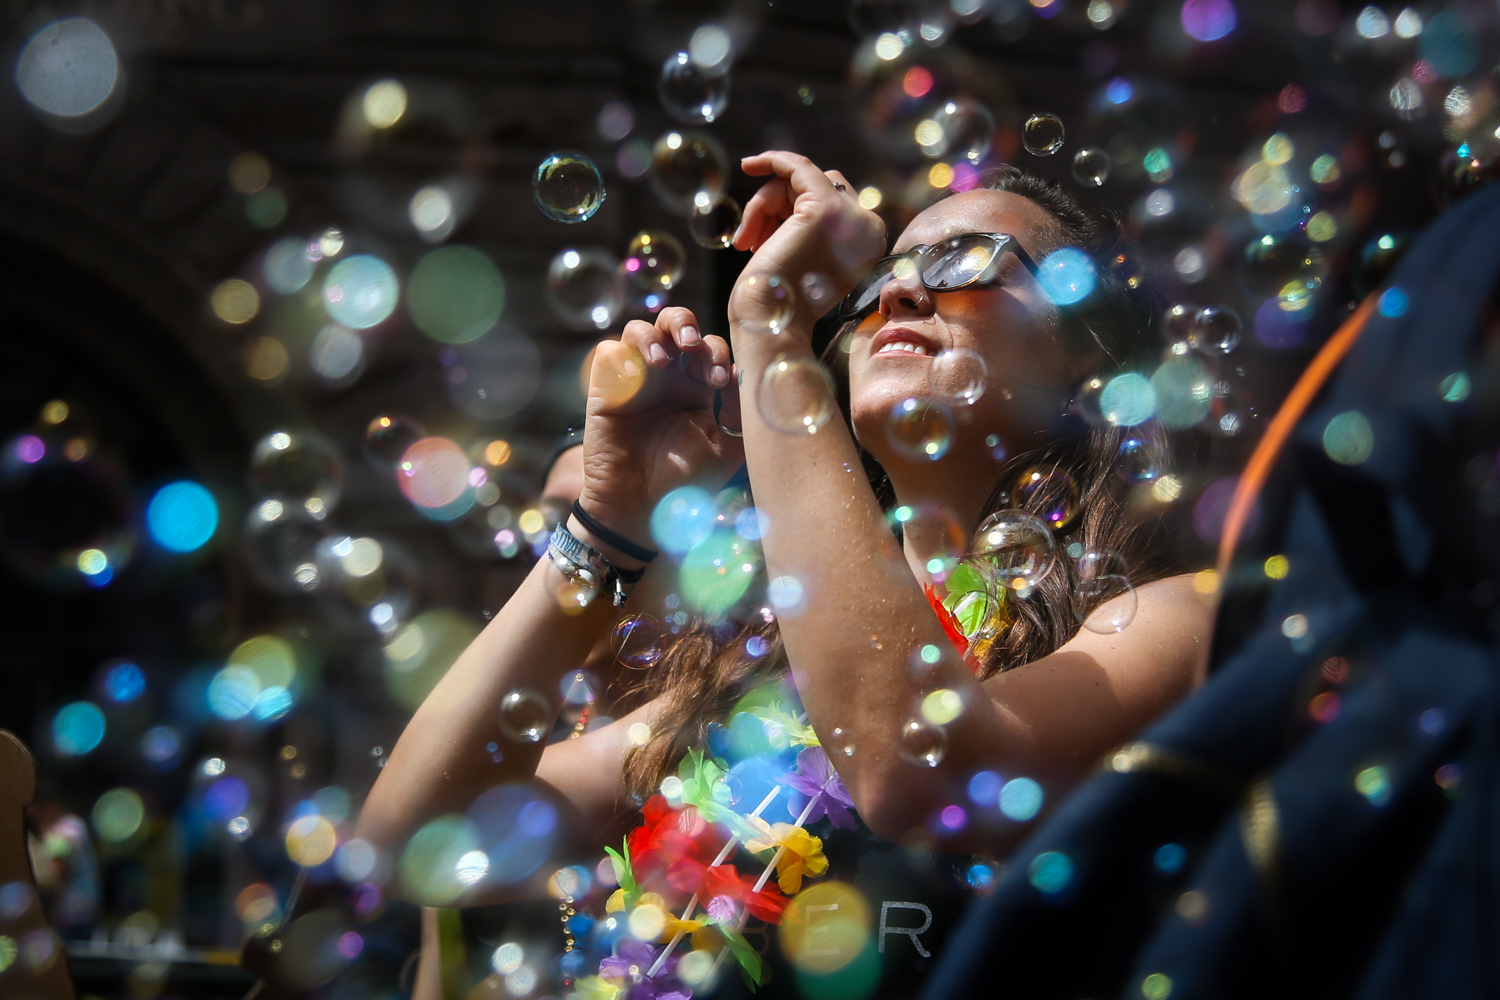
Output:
[873, 340, 933, 357]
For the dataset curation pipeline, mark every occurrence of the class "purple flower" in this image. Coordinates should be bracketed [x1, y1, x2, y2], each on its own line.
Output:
[706, 894, 738, 924]
[599, 939, 692, 1000]
[779, 746, 857, 830]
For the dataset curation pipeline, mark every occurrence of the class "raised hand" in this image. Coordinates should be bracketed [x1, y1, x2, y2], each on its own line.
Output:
[578, 307, 744, 557]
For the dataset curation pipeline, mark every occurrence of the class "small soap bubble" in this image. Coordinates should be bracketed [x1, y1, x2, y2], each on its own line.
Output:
[759, 355, 836, 435]
[1022, 113, 1065, 155]
[650, 130, 728, 216]
[928, 97, 995, 165]
[731, 273, 796, 335]
[1162, 304, 1195, 344]
[898, 718, 948, 768]
[1072, 147, 1111, 186]
[1074, 574, 1137, 633]
[973, 511, 1057, 589]
[1012, 467, 1080, 532]
[1074, 376, 1108, 424]
[545, 249, 624, 331]
[364, 415, 424, 472]
[498, 690, 551, 744]
[622, 231, 685, 292]
[250, 431, 344, 510]
[830, 726, 856, 757]
[886, 397, 955, 461]
[1115, 437, 1164, 484]
[612, 615, 664, 668]
[689, 196, 742, 249]
[659, 50, 729, 124]
[597, 101, 633, 141]
[532, 152, 605, 224]
[1189, 306, 1242, 354]
[929, 348, 988, 406]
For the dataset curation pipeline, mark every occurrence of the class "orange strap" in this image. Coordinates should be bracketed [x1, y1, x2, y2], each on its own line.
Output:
[1216, 295, 1379, 577]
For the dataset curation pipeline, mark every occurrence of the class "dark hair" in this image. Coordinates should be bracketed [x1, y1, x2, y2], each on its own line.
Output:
[612, 168, 1190, 802]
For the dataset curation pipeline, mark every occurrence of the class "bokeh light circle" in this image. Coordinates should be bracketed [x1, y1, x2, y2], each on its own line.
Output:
[407, 246, 505, 344]
[53, 701, 105, 756]
[147, 481, 218, 553]
[16, 18, 119, 118]
[92, 788, 145, 843]
[323, 255, 399, 329]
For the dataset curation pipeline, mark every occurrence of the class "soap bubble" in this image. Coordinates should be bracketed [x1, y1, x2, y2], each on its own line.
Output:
[759, 355, 836, 435]
[498, 689, 551, 744]
[1100, 372, 1157, 426]
[250, 431, 344, 511]
[1115, 437, 1164, 484]
[532, 152, 605, 223]
[1072, 147, 1110, 186]
[733, 274, 796, 335]
[1150, 356, 1213, 429]
[407, 246, 505, 344]
[324, 255, 398, 329]
[54, 701, 105, 756]
[1012, 467, 1080, 532]
[689, 196, 742, 250]
[16, 18, 119, 119]
[398, 437, 471, 513]
[886, 397, 954, 461]
[545, 249, 624, 331]
[309, 325, 364, 385]
[1073, 375, 1108, 425]
[264, 237, 315, 294]
[1162, 303, 1195, 344]
[364, 415, 424, 472]
[650, 131, 728, 216]
[612, 615, 664, 668]
[973, 511, 1057, 589]
[898, 718, 948, 767]
[889, 503, 967, 583]
[799, 272, 836, 312]
[1188, 306, 1241, 354]
[929, 349, 987, 406]
[659, 51, 729, 124]
[467, 786, 557, 887]
[1239, 235, 1325, 299]
[385, 609, 480, 711]
[442, 327, 543, 421]
[1037, 248, 1096, 306]
[1022, 113, 1065, 155]
[1074, 573, 1137, 634]
[243, 504, 327, 593]
[651, 486, 717, 557]
[622, 231, 686, 292]
[926, 97, 995, 165]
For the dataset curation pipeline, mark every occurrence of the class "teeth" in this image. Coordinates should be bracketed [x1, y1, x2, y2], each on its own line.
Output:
[878, 341, 929, 356]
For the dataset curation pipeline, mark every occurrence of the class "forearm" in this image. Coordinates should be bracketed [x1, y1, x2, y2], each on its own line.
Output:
[357, 546, 616, 851]
[733, 329, 1007, 839]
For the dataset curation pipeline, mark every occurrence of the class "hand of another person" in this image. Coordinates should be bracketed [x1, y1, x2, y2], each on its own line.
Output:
[729, 151, 886, 339]
[578, 307, 744, 554]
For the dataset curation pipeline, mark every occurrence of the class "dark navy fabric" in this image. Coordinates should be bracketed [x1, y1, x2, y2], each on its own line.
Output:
[921, 182, 1500, 1000]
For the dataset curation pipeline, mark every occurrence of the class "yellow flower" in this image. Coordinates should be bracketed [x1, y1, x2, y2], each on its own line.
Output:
[663, 914, 705, 940]
[569, 975, 622, 1000]
[743, 818, 828, 894]
[605, 889, 625, 913]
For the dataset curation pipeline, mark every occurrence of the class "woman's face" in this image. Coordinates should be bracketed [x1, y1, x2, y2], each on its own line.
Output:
[846, 190, 1098, 465]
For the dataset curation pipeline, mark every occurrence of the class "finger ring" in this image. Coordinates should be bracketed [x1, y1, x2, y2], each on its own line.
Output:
[714, 390, 744, 438]
[832, 181, 847, 192]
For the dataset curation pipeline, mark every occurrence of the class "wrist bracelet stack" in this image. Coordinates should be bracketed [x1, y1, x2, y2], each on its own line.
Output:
[546, 502, 659, 608]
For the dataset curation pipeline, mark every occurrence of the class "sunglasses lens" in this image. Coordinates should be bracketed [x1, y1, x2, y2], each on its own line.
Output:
[843, 258, 899, 316]
[921, 235, 999, 290]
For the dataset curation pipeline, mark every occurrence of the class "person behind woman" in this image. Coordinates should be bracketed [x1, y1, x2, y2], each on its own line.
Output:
[358, 155, 1216, 955]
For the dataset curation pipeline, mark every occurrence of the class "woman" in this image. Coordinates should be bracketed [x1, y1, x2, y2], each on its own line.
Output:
[358, 153, 1215, 989]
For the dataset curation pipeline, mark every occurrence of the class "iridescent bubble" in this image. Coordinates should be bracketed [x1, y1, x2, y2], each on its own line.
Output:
[53, 701, 105, 756]
[927, 97, 995, 165]
[1000, 776, 1043, 820]
[1188, 306, 1241, 354]
[264, 236, 315, 294]
[682, 531, 759, 613]
[468, 787, 556, 887]
[400, 816, 481, 905]
[545, 249, 624, 331]
[250, 431, 344, 511]
[659, 51, 729, 124]
[759, 355, 835, 435]
[1012, 467, 1081, 532]
[286, 815, 338, 867]
[363, 415, 424, 472]
[1115, 437, 1163, 484]
[898, 718, 948, 767]
[733, 274, 796, 335]
[1074, 572, 1137, 634]
[1240, 234, 1325, 299]
[651, 486, 717, 557]
[889, 503, 967, 583]
[1151, 357, 1213, 429]
[929, 348, 987, 406]
[309, 325, 364, 385]
[799, 272, 836, 313]
[1100, 372, 1157, 426]
[689, 196, 742, 250]
[532, 152, 605, 224]
[407, 246, 505, 344]
[442, 327, 543, 421]
[323, 255, 399, 329]
[16, 18, 118, 118]
[1323, 411, 1373, 465]
[147, 481, 218, 553]
[498, 689, 551, 744]
[1022, 113, 1065, 156]
[886, 397, 955, 461]
[398, 437, 471, 511]
[613, 615, 664, 668]
[1074, 375, 1108, 425]
[1037, 248, 1096, 306]
[973, 511, 1057, 589]
[1072, 147, 1111, 187]
[622, 231, 685, 293]
[243, 503, 326, 593]
[650, 131, 728, 216]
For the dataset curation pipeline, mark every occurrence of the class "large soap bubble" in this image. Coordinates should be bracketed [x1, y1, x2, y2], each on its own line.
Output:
[16, 18, 119, 119]
[533, 153, 605, 223]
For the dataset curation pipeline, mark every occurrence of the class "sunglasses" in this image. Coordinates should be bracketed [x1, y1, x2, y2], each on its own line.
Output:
[837, 232, 1038, 322]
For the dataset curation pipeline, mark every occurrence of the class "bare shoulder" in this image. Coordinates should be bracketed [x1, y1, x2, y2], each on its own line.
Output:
[534, 698, 664, 839]
[1059, 571, 1218, 689]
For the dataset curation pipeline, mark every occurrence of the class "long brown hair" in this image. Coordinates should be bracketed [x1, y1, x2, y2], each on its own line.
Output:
[613, 168, 1190, 803]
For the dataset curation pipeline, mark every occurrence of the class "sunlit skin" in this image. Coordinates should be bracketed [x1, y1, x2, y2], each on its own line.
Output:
[358, 152, 1215, 905]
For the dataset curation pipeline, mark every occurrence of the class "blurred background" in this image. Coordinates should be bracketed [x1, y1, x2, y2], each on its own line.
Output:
[0, 0, 1486, 996]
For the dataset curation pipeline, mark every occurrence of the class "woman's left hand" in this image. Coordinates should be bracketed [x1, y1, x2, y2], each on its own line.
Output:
[729, 151, 886, 338]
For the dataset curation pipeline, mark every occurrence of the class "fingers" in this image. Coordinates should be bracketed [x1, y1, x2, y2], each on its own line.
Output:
[734, 176, 793, 252]
[618, 316, 728, 387]
[655, 306, 702, 349]
[825, 169, 855, 198]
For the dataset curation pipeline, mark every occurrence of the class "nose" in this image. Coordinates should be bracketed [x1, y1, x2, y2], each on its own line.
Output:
[877, 264, 935, 320]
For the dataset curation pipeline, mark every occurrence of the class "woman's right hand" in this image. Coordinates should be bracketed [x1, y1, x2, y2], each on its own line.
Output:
[577, 307, 744, 557]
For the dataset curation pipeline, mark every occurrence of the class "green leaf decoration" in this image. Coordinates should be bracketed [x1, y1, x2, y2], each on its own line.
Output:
[604, 839, 640, 906]
[720, 923, 768, 989]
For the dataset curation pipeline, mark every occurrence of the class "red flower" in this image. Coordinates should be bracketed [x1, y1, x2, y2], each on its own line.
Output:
[667, 858, 788, 925]
[627, 796, 726, 882]
[924, 584, 971, 656]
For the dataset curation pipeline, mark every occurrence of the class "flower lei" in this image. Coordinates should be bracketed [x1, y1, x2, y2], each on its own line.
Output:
[567, 694, 855, 999]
